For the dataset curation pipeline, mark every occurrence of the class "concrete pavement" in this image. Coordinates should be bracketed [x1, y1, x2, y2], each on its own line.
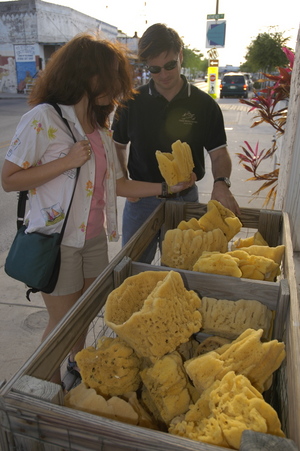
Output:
[0, 91, 269, 387]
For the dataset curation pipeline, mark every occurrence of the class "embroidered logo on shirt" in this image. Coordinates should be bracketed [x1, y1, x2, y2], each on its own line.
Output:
[22, 161, 31, 169]
[7, 137, 21, 157]
[31, 119, 44, 134]
[48, 126, 58, 140]
[79, 222, 86, 233]
[86, 180, 93, 197]
[41, 203, 65, 226]
[179, 111, 197, 125]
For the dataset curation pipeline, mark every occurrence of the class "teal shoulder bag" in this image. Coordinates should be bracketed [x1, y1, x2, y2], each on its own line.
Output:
[5, 103, 79, 301]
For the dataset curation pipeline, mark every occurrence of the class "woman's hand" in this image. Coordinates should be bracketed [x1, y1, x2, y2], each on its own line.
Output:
[64, 139, 92, 169]
[169, 172, 197, 194]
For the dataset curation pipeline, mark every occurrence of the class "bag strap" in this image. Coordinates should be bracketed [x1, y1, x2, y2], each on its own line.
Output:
[49, 102, 77, 142]
[17, 103, 80, 243]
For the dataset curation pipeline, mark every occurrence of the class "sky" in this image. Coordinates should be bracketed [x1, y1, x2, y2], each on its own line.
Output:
[5, 0, 300, 66]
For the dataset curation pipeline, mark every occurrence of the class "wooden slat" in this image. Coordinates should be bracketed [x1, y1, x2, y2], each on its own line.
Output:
[1, 392, 232, 451]
[12, 375, 64, 406]
[272, 279, 290, 340]
[281, 212, 300, 447]
[258, 209, 283, 246]
[113, 256, 133, 288]
[131, 262, 280, 309]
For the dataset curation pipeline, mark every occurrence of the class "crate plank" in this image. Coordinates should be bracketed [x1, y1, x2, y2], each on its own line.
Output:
[2, 392, 232, 451]
[281, 212, 300, 446]
[258, 209, 283, 246]
[131, 262, 280, 310]
[273, 279, 290, 340]
[12, 375, 64, 406]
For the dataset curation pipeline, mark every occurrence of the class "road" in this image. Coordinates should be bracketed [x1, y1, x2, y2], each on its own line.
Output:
[0, 92, 275, 254]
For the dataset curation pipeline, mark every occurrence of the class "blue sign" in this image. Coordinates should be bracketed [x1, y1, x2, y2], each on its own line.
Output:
[206, 21, 226, 48]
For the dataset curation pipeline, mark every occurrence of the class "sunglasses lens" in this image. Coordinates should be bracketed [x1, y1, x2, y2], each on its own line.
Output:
[148, 66, 161, 74]
[165, 60, 178, 70]
[147, 59, 178, 74]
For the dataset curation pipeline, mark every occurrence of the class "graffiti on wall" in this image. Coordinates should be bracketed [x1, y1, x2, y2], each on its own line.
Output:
[0, 56, 17, 93]
[15, 44, 36, 93]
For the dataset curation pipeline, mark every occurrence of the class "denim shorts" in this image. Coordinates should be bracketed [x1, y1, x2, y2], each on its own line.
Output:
[51, 228, 108, 296]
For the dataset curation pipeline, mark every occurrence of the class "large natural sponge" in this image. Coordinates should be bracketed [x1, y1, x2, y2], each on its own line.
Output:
[155, 140, 195, 185]
[104, 270, 202, 362]
[140, 352, 191, 425]
[169, 371, 285, 450]
[178, 200, 242, 241]
[193, 250, 280, 281]
[75, 336, 141, 397]
[199, 296, 273, 340]
[232, 231, 268, 249]
[236, 244, 285, 266]
[193, 251, 242, 277]
[64, 383, 139, 424]
[64, 383, 157, 429]
[161, 227, 228, 270]
[228, 249, 280, 281]
[184, 328, 286, 394]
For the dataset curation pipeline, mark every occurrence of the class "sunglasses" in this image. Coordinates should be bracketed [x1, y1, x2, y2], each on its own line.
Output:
[146, 58, 179, 74]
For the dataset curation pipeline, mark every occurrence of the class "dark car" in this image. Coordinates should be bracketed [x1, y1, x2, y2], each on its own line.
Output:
[220, 73, 250, 98]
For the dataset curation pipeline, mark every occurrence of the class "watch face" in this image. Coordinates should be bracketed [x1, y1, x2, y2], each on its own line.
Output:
[224, 177, 231, 187]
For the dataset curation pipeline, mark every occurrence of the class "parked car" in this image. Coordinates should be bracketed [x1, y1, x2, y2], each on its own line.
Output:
[242, 72, 254, 90]
[219, 72, 250, 98]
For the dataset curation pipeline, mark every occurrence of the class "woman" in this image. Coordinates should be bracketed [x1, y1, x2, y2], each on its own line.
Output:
[1, 32, 193, 385]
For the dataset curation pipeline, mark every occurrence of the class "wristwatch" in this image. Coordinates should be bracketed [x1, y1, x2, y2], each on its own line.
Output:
[214, 177, 231, 188]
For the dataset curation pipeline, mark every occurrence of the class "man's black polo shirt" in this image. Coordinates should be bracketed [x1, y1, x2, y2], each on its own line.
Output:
[112, 75, 227, 183]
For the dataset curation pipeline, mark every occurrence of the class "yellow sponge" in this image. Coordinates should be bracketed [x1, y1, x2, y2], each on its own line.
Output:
[156, 140, 194, 185]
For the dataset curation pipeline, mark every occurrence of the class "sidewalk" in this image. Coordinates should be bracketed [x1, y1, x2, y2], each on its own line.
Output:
[0, 92, 27, 99]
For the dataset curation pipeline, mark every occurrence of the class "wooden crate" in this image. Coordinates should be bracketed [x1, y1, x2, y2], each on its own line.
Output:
[0, 202, 299, 451]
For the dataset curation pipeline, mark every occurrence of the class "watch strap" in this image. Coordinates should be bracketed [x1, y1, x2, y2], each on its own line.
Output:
[214, 177, 231, 187]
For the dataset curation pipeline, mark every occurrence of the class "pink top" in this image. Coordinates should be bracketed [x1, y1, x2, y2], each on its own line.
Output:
[85, 129, 107, 240]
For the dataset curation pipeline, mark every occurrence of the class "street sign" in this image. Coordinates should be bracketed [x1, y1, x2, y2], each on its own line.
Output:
[206, 21, 226, 48]
[207, 13, 225, 20]
[209, 59, 219, 67]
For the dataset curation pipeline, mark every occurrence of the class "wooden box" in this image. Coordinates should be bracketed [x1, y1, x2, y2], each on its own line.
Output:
[0, 202, 299, 451]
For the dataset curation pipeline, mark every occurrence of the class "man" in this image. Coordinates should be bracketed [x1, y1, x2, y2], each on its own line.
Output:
[112, 23, 240, 263]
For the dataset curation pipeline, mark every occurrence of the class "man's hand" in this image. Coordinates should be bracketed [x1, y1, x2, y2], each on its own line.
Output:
[211, 182, 241, 216]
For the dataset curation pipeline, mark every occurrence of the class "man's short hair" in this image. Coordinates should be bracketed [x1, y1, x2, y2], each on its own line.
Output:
[138, 23, 183, 61]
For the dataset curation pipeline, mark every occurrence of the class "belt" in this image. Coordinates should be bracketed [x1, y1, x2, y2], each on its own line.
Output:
[166, 184, 195, 199]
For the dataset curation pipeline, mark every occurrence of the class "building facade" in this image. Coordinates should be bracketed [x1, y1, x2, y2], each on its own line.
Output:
[0, 0, 119, 93]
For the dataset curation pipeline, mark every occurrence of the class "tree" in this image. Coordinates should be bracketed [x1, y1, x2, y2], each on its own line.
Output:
[241, 29, 290, 73]
[182, 47, 208, 77]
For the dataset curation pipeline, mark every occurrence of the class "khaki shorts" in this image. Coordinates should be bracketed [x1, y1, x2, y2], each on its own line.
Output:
[51, 229, 109, 296]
